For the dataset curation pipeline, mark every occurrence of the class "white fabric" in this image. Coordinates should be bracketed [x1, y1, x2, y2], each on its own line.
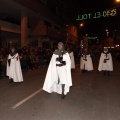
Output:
[69, 52, 75, 69]
[98, 53, 113, 71]
[80, 54, 93, 71]
[43, 53, 72, 95]
[6, 53, 23, 82]
[57, 66, 67, 84]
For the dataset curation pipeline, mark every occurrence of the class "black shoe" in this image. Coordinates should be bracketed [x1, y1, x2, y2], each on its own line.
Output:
[61, 93, 65, 99]
[104, 71, 106, 76]
[9, 79, 13, 83]
[107, 71, 110, 76]
[82, 70, 85, 73]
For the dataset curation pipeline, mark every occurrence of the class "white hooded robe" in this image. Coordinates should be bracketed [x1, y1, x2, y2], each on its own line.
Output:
[98, 52, 113, 71]
[6, 53, 23, 82]
[69, 52, 75, 69]
[80, 54, 93, 71]
[43, 53, 72, 95]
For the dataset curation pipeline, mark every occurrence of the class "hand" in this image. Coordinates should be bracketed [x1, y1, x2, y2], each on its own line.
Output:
[16, 56, 19, 61]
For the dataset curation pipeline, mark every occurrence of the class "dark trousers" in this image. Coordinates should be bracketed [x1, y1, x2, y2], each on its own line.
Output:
[62, 84, 65, 94]
[104, 71, 110, 76]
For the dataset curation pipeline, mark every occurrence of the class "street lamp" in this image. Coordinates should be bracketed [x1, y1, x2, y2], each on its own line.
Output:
[80, 23, 84, 27]
[116, 0, 120, 3]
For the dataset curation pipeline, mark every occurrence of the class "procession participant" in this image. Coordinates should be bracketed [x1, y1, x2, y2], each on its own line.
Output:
[6, 47, 23, 83]
[67, 48, 75, 69]
[80, 48, 93, 73]
[98, 47, 113, 76]
[43, 42, 72, 99]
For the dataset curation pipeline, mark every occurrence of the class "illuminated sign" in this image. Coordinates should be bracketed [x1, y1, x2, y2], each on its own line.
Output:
[88, 37, 98, 39]
[76, 9, 117, 21]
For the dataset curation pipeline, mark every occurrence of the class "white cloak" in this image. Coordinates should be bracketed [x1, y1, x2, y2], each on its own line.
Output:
[6, 53, 23, 82]
[80, 54, 93, 71]
[43, 53, 72, 95]
[98, 52, 113, 71]
[69, 52, 75, 69]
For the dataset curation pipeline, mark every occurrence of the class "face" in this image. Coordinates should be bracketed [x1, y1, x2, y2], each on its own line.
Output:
[11, 48, 15, 53]
[58, 44, 63, 50]
[104, 48, 108, 52]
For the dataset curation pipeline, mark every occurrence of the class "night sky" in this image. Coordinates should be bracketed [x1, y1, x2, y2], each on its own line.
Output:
[72, 0, 114, 13]
[67, 0, 120, 36]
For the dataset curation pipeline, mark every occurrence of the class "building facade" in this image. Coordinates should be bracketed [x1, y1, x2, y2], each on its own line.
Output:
[0, 0, 78, 48]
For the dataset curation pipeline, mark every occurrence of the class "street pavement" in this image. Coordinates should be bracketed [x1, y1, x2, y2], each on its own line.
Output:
[0, 60, 120, 120]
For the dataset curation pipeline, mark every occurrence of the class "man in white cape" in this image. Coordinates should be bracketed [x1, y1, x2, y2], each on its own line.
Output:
[98, 48, 113, 76]
[43, 42, 72, 99]
[80, 48, 93, 73]
[6, 47, 23, 82]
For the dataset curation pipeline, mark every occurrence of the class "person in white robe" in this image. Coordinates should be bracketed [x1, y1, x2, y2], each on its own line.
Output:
[67, 48, 75, 69]
[6, 47, 23, 83]
[98, 48, 113, 76]
[43, 42, 72, 99]
[80, 48, 93, 73]
[69, 52, 75, 69]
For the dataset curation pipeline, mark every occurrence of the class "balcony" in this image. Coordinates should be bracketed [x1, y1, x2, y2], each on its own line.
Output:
[0, 20, 21, 34]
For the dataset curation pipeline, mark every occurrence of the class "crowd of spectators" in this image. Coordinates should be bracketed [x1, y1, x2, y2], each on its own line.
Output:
[18, 46, 53, 70]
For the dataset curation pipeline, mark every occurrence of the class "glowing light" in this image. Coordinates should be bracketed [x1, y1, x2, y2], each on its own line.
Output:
[88, 37, 98, 39]
[76, 9, 117, 21]
[80, 23, 84, 27]
[104, 46, 114, 48]
[116, 0, 120, 2]
[116, 44, 119, 47]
